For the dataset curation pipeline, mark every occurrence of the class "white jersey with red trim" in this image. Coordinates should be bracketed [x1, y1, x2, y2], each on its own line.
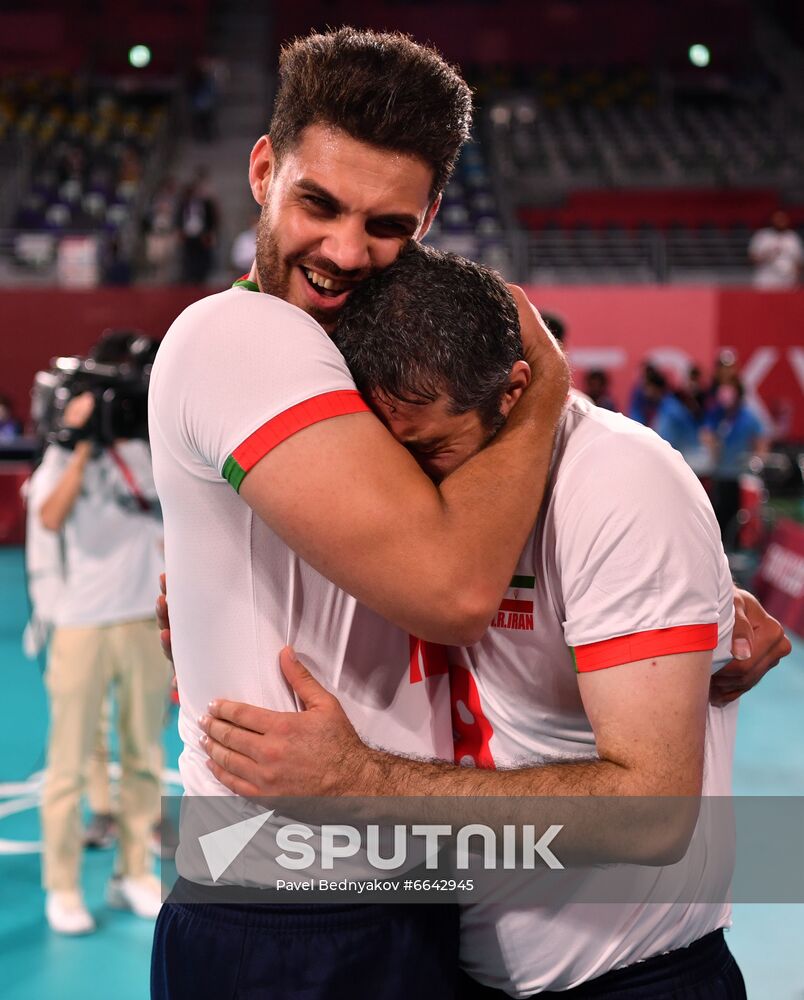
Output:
[453, 394, 737, 995]
[149, 287, 452, 812]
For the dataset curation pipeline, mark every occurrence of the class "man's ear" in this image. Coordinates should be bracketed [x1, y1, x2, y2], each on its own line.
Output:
[417, 193, 442, 241]
[499, 360, 532, 419]
[249, 135, 275, 206]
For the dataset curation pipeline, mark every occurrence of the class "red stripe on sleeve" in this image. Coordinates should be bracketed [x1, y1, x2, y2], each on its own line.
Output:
[574, 623, 719, 673]
[231, 390, 370, 474]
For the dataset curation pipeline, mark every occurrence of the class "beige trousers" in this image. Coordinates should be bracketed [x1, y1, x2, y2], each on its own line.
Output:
[85, 695, 165, 820]
[41, 619, 172, 891]
[86, 695, 113, 815]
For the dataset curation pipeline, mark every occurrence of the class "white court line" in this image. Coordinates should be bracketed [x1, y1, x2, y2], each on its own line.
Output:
[0, 797, 42, 854]
[0, 766, 184, 856]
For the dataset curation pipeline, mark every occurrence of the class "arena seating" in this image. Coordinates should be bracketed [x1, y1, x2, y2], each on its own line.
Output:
[425, 138, 511, 274]
[480, 63, 804, 281]
[1, 75, 173, 271]
[488, 66, 804, 191]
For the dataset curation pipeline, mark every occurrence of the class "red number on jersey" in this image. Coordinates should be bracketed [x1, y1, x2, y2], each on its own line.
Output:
[450, 662, 496, 769]
[408, 636, 449, 683]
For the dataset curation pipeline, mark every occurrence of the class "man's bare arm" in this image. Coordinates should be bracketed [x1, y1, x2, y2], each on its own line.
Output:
[40, 441, 92, 532]
[200, 646, 712, 863]
[39, 392, 95, 532]
[239, 291, 569, 644]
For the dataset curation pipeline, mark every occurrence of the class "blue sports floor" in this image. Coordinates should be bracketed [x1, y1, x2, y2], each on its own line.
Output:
[1, 547, 802, 999]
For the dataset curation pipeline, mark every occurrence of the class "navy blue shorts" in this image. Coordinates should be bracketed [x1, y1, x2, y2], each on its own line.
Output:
[457, 929, 746, 999]
[151, 880, 459, 999]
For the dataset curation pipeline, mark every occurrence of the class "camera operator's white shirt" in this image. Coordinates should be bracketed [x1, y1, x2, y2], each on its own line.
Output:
[452, 396, 737, 995]
[29, 441, 164, 627]
[149, 288, 452, 808]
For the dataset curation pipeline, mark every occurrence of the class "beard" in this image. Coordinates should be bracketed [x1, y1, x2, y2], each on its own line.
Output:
[255, 204, 385, 328]
[254, 205, 290, 303]
[255, 205, 359, 329]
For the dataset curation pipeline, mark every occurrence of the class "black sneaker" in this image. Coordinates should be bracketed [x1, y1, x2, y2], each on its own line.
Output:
[83, 812, 118, 849]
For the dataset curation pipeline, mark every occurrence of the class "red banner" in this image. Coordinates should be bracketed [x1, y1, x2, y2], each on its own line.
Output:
[753, 519, 804, 638]
[525, 285, 719, 418]
[523, 286, 804, 438]
[717, 290, 804, 440]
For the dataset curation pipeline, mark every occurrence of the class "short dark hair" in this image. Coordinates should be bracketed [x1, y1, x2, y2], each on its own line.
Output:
[270, 27, 473, 199]
[332, 243, 522, 431]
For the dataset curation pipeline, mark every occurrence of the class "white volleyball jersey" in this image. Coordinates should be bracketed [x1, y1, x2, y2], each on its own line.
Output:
[149, 286, 452, 812]
[452, 396, 737, 995]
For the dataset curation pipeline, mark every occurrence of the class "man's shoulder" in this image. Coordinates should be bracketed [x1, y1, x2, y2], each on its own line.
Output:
[152, 288, 336, 401]
[164, 287, 324, 347]
[561, 393, 664, 458]
[555, 394, 695, 495]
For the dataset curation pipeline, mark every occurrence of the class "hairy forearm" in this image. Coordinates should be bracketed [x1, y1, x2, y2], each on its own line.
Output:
[39, 442, 91, 532]
[346, 748, 700, 866]
[358, 748, 628, 799]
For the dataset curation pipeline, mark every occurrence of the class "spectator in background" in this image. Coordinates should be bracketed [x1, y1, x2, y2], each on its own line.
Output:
[655, 386, 704, 470]
[143, 177, 180, 283]
[230, 212, 259, 276]
[679, 364, 708, 423]
[117, 147, 143, 202]
[188, 57, 220, 143]
[177, 168, 219, 284]
[749, 210, 803, 289]
[583, 368, 617, 411]
[0, 394, 22, 439]
[101, 235, 132, 287]
[701, 377, 769, 548]
[664, 364, 712, 473]
[711, 349, 738, 386]
[629, 365, 704, 470]
[628, 362, 665, 427]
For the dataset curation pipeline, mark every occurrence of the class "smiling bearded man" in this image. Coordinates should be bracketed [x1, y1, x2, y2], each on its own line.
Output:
[148, 26, 571, 1000]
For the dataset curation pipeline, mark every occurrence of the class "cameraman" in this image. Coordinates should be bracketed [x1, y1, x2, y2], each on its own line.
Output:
[31, 332, 171, 935]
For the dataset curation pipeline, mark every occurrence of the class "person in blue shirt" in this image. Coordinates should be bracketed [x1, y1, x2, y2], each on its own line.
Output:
[630, 366, 705, 470]
[701, 378, 768, 548]
[628, 363, 664, 427]
[655, 391, 702, 464]
[0, 393, 22, 440]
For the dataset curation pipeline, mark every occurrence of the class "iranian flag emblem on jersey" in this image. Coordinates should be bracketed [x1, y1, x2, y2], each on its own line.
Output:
[491, 574, 535, 631]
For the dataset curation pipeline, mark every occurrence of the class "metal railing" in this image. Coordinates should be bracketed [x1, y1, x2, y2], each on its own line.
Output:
[428, 227, 755, 285]
[0, 224, 757, 288]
